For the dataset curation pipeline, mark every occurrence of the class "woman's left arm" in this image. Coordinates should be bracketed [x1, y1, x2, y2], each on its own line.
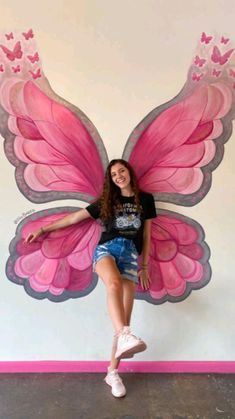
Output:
[138, 219, 152, 290]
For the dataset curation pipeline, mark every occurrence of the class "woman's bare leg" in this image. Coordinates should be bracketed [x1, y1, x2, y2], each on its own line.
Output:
[95, 257, 137, 371]
[95, 256, 127, 332]
[109, 278, 136, 371]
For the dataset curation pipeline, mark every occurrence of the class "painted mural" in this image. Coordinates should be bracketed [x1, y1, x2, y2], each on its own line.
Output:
[0, 30, 234, 303]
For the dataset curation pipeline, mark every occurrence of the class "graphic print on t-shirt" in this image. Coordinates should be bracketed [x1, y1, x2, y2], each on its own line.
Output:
[113, 202, 142, 236]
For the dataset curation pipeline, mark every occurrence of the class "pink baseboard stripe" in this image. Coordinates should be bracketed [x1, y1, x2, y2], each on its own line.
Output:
[0, 361, 235, 373]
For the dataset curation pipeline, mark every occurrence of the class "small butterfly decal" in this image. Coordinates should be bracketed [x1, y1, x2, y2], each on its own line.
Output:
[0, 41, 23, 61]
[12, 65, 21, 73]
[201, 32, 213, 44]
[27, 52, 39, 64]
[194, 55, 206, 67]
[192, 72, 204, 81]
[22, 29, 34, 40]
[29, 68, 41, 79]
[212, 68, 221, 77]
[5, 32, 14, 41]
[221, 36, 229, 45]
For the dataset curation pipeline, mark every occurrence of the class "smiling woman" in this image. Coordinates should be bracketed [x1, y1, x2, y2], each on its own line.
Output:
[84, 158, 157, 397]
[110, 162, 131, 190]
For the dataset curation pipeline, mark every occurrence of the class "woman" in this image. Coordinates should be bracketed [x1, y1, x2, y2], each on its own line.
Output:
[26, 159, 157, 398]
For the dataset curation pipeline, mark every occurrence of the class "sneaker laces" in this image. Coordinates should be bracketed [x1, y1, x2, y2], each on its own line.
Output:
[114, 326, 141, 341]
[114, 326, 131, 338]
[108, 369, 123, 384]
[122, 327, 141, 341]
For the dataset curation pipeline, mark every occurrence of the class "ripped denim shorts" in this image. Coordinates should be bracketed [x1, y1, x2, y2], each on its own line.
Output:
[93, 237, 139, 284]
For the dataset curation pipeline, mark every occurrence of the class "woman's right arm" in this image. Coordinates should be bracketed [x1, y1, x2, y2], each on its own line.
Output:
[25, 208, 92, 243]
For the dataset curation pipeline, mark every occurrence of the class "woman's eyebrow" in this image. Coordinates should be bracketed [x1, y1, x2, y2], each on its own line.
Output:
[111, 168, 124, 175]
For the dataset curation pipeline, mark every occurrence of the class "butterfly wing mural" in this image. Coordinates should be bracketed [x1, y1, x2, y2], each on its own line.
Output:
[0, 30, 107, 301]
[123, 33, 235, 302]
[0, 30, 235, 303]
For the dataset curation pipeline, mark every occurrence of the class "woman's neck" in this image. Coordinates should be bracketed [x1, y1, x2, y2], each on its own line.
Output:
[120, 186, 134, 197]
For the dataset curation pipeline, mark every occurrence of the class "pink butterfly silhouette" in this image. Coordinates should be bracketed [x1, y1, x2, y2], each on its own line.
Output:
[201, 32, 213, 44]
[29, 68, 41, 79]
[212, 68, 221, 77]
[27, 52, 39, 63]
[229, 68, 235, 78]
[221, 36, 229, 44]
[0, 41, 23, 61]
[192, 72, 203, 81]
[22, 29, 34, 40]
[0, 32, 234, 303]
[194, 55, 206, 67]
[5, 32, 14, 41]
[211, 46, 234, 65]
[0, 64, 4, 72]
[11, 65, 20, 73]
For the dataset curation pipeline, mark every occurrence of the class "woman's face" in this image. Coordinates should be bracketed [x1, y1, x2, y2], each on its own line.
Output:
[110, 163, 131, 190]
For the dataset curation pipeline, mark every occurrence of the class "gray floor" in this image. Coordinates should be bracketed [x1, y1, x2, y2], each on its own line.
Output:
[0, 373, 234, 419]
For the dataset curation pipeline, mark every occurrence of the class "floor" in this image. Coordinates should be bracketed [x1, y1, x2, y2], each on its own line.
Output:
[0, 373, 234, 419]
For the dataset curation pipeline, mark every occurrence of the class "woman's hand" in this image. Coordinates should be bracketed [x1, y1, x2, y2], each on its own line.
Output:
[138, 268, 151, 290]
[24, 228, 43, 244]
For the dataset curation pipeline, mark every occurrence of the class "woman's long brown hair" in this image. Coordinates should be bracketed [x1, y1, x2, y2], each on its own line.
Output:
[99, 159, 142, 222]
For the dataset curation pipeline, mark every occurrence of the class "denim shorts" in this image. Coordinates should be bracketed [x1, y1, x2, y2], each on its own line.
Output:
[93, 237, 139, 283]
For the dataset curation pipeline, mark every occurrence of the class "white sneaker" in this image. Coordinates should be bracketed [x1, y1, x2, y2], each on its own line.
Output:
[115, 326, 147, 359]
[104, 367, 126, 397]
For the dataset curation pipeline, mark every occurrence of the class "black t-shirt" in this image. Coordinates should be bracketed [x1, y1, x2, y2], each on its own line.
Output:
[86, 192, 157, 254]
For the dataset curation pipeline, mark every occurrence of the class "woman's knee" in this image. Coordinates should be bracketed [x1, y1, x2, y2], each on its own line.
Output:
[106, 275, 123, 293]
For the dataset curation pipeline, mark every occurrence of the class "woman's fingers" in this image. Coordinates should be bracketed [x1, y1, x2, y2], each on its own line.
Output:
[24, 231, 40, 244]
[138, 270, 150, 290]
[24, 233, 34, 243]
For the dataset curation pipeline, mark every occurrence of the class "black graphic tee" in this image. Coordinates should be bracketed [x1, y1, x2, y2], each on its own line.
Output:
[86, 192, 157, 254]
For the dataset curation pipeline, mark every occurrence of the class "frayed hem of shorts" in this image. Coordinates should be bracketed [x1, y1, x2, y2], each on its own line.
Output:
[121, 274, 138, 284]
[92, 254, 115, 272]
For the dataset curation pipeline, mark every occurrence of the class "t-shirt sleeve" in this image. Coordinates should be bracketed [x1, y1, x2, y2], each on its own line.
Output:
[142, 193, 157, 220]
[85, 200, 101, 219]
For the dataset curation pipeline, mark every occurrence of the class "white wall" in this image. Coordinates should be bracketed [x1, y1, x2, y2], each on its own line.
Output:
[0, 0, 234, 361]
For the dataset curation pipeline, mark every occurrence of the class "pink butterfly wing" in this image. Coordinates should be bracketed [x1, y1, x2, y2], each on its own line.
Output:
[125, 34, 235, 303]
[136, 210, 210, 304]
[0, 78, 108, 203]
[13, 41, 23, 59]
[220, 48, 234, 65]
[124, 81, 233, 206]
[7, 208, 101, 301]
[211, 45, 220, 64]
[0, 31, 107, 302]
